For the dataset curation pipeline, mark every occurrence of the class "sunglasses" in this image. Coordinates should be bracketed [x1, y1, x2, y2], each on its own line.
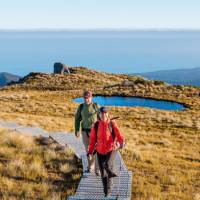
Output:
[84, 96, 91, 99]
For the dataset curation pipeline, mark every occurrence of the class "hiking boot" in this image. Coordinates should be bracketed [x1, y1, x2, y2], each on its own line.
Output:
[84, 168, 91, 173]
[95, 170, 100, 176]
[105, 191, 111, 197]
[95, 172, 100, 176]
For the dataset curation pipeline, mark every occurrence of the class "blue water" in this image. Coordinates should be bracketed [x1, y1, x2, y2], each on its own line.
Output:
[0, 30, 200, 76]
[74, 96, 185, 111]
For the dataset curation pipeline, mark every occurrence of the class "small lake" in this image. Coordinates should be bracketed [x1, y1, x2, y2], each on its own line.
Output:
[74, 96, 185, 111]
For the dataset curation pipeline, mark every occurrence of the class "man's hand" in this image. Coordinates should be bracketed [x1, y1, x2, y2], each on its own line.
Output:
[75, 131, 80, 138]
[87, 152, 92, 159]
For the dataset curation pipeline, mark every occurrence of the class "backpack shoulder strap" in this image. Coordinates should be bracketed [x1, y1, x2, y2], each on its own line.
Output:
[93, 102, 100, 120]
[109, 121, 115, 141]
[93, 102, 98, 112]
[94, 121, 99, 143]
[80, 103, 84, 113]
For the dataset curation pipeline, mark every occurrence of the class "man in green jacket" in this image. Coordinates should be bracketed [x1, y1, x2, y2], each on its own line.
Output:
[75, 91, 99, 174]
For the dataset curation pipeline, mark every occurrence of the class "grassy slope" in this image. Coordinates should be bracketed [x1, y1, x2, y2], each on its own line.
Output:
[0, 129, 82, 200]
[0, 67, 200, 200]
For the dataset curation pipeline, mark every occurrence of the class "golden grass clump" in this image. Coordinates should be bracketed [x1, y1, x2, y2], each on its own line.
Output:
[3, 132, 35, 149]
[0, 129, 82, 199]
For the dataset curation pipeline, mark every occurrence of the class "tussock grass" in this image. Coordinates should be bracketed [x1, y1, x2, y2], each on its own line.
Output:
[3, 132, 35, 148]
[0, 129, 81, 199]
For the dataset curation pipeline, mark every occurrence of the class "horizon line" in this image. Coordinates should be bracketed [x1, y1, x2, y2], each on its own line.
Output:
[1, 66, 200, 77]
[1, 28, 200, 32]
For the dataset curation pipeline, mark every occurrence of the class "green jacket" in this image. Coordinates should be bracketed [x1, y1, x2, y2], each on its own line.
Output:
[75, 102, 99, 132]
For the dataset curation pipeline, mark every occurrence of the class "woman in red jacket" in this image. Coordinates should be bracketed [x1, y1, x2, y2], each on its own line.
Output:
[88, 106, 125, 197]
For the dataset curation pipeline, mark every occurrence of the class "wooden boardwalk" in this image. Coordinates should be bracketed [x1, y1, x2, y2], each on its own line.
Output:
[0, 120, 132, 200]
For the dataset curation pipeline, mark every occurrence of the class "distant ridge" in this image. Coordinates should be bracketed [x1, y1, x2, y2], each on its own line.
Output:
[0, 72, 21, 87]
[133, 67, 200, 86]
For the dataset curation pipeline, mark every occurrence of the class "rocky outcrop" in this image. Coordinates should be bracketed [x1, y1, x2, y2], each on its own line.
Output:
[53, 63, 70, 74]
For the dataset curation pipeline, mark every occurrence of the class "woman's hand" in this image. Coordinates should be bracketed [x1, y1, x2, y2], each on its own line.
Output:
[113, 141, 121, 150]
[113, 141, 126, 150]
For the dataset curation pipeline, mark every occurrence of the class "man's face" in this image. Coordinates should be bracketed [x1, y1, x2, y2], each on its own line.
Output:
[84, 96, 92, 104]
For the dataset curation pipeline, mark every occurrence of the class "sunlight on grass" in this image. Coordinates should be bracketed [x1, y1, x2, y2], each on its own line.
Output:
[0, 67, 200, 199]
[0, 129, 82, 199]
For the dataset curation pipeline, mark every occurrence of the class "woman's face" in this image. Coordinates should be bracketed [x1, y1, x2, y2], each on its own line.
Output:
[100, 112, 109, 121]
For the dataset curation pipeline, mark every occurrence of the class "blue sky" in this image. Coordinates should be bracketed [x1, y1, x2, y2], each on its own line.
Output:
[0, 0, 200, 29]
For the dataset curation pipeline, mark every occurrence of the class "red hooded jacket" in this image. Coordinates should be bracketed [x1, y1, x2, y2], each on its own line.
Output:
[88, 119, 124, 155]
